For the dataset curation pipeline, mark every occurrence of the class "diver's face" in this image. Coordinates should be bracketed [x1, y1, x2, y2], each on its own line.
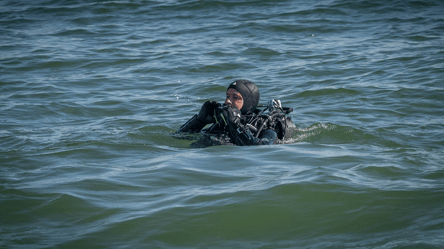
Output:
[225, 88, 244, 110]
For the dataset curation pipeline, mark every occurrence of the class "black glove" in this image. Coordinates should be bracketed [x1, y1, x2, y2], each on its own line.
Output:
[197, 101, 220, 124]
[214, 105, 241, 126]
[219, 106, 263, 145]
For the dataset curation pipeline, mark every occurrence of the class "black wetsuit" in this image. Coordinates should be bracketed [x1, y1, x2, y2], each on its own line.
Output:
[177, 107, 295, 146]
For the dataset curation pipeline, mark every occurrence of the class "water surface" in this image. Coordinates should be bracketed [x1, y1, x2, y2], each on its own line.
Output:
[1, 0, 444, 248]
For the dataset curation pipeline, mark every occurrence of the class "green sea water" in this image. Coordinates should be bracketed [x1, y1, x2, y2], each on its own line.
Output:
[1, 0, 444, 248]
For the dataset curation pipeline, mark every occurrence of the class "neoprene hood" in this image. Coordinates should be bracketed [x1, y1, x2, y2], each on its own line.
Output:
[227, 80, 260, 115]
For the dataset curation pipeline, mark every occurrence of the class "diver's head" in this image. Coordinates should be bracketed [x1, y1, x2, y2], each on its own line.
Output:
[225, 80, 260, 115]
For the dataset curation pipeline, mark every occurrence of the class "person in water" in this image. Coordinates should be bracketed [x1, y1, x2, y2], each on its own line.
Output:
[176, 80, 295, 146]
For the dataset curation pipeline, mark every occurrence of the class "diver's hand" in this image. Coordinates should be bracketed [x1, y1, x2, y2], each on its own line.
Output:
[215, 105, 241, 125]
[198, 101, 220, 124]
[223, 105, 241, 124]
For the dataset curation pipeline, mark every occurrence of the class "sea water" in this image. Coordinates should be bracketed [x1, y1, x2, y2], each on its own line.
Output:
[1, 0, 444, 248]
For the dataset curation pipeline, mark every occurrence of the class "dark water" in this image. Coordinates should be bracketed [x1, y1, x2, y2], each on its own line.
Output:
[1, 0, 444, 248]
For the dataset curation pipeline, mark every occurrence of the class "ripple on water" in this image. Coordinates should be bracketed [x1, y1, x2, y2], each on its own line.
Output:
[1, 0, 444, 248]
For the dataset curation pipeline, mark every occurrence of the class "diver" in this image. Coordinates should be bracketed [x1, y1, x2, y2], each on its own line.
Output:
[176, 80, 296, 146]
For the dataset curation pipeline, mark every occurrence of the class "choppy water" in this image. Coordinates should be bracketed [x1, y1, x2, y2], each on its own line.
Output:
[1, 0, 444, 248]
